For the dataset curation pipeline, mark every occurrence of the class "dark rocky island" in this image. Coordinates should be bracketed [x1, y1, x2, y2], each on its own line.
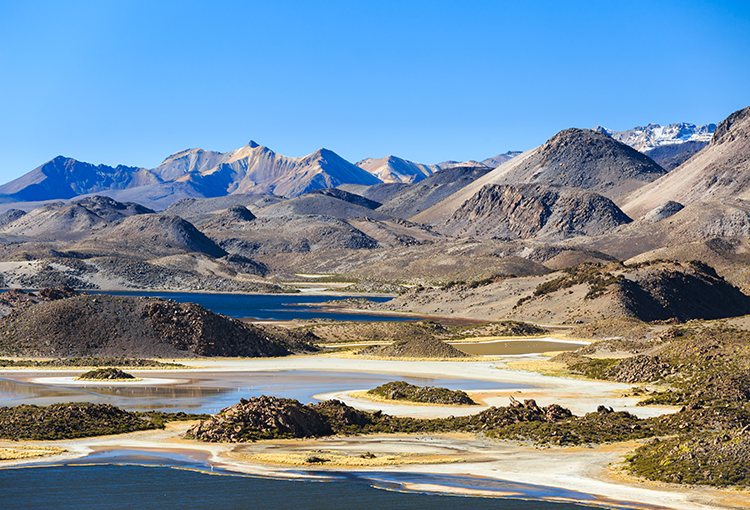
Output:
[367, 381, 477, 405]
[76, 368, 136, 380]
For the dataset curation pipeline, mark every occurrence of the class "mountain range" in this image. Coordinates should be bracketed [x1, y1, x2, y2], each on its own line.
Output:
[1, 106, 749, 299]
[0, 143, 521, 211]
[0, 117, 718, 212]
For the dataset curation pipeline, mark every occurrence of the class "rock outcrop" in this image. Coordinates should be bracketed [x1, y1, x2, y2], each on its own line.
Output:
[438, 183, 632, 240]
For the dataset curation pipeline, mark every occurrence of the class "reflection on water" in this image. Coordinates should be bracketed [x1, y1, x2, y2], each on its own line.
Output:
[0, 371, 529, 414]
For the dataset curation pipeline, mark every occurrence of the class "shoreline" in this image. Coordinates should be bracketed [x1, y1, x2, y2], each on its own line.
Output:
[0, 354, 733, 508]
[0, 426, 742, 510]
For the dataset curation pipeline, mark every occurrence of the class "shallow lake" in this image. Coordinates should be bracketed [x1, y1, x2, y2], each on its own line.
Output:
[0, 462, 601, 510]
[0, 370, 530, 414]
[89, 290, 400, 321]
[454, 339, 586, 356]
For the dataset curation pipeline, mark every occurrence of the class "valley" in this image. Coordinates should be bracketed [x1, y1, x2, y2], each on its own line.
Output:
[1, 107, 750, 509]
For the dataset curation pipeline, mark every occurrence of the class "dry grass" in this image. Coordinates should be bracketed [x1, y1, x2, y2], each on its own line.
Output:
[0, 446, 67, 461]
[231, 450, 463, 467]
[503, 359, 573, 378]
[330, 351, 478, 361]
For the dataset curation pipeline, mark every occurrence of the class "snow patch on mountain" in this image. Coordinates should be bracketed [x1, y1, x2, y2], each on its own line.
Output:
[595, 122, 716, 152]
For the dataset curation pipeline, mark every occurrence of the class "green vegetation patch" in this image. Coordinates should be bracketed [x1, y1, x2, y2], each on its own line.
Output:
[0, 403, 210, 440]
[0, 403, 158, 440]
[367, 381, 476, 405]
[627, 430, 750, 487]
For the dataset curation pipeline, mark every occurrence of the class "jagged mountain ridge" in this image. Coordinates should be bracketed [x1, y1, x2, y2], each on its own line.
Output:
[621, 106, 750, 219]
[167, 142, 381, 198]
[596, 122, 716, 152]
[0, 142, 382, 206]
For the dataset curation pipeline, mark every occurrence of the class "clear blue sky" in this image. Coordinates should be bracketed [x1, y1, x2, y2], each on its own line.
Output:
[1, 0, 748, 182]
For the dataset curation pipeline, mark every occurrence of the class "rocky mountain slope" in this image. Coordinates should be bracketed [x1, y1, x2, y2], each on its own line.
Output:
[640, 141, 708, 170]
[376, 165, 494, 219]
[438, 184, 632, 241]
[0, 293, 294, 358]
[621, 106, 750, 219]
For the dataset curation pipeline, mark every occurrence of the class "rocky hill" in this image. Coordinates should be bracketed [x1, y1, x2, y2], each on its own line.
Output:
[255, 193, 391, 221]
[486, 128, 666, 199]
[213, 215, 379, 257]
[438, 184, 632, 241]
[163, 194, 282, 222]
[0, 196, 154, 241]
[367, 381, 476, 405]
[183, 395, 572, 443]
[194, 205, 256, 230]
[0, 209, 26, 228]
[98, 214, 226, 258]
[622, 106, 750, 219]
[0, 293, 295, 358]
[304, 188, 381, 210]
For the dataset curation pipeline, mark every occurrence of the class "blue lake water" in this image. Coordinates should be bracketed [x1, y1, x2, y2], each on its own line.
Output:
[89, 290, 399, 321]
[0, 463, 604, 510]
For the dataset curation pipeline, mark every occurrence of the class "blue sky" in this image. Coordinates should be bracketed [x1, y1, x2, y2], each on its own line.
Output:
[0, 0, 748, 182]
